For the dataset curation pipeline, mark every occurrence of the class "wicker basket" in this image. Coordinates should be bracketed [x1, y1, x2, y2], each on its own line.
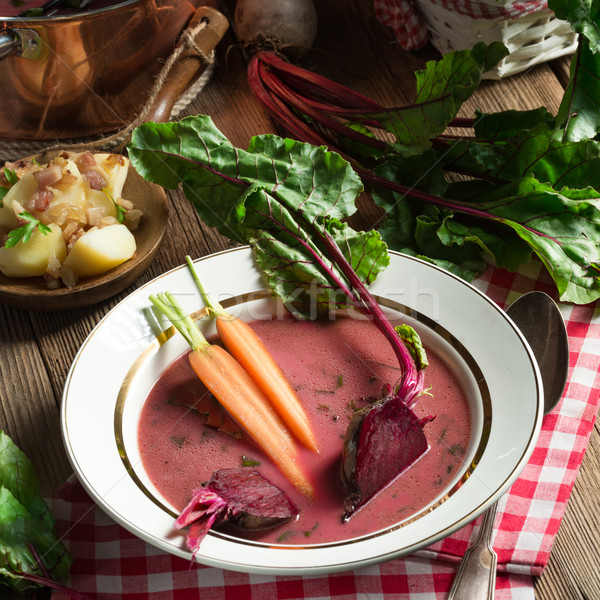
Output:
[416, 0, 578, 78]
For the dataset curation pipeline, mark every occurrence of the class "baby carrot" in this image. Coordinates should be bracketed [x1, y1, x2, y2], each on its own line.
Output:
[185, 256, 319, 453]
[149, 291, 313, 497]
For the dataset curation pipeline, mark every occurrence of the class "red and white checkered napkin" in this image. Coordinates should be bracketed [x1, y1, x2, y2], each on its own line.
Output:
[50, 260, 600, 600]
[373, 0, 548, 49]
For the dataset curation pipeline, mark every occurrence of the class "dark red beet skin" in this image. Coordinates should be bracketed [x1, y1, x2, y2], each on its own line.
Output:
[175, 468, 299, 553]
[209, 468, 299, 529]
[341, 397, 434, 521]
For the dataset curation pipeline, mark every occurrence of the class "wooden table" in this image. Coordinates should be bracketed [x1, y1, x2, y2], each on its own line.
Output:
[1, 1, 598, 598]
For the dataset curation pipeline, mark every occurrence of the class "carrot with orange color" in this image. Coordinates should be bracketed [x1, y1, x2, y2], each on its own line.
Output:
[185, 256, 319, 453]
[149, 291, 313, 497]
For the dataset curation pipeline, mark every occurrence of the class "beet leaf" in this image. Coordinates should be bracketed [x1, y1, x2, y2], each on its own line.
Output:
[239, 12, 600, 303]
[550, 0, 600, 141]
[128, 115, 425, 404]
[0, 431, 84, 597]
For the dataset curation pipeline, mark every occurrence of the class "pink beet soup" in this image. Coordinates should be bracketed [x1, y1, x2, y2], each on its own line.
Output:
[138, 314, 472, 545]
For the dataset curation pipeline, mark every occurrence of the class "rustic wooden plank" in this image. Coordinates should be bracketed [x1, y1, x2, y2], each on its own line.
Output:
[184, 23, 280, 149]
[0, 2, 596, 598]
[535, 422, 600, 600]
[0, 304, 71, 491]
[144, 189, 235, 271]
[461, 61, 566, 117]
[549, 55, 573, 89]
[301, 0, 438, 107]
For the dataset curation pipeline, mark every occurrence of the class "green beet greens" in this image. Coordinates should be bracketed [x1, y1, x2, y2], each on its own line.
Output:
[126, 5, 600, 405]
[128, 119, 426, 404]
[238, 0, 600, 304]
[0, 430, 88, 597]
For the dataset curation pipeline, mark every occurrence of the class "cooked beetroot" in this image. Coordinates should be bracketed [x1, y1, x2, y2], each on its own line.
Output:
[341, 397, 434, 521]
[175, 468, 299, 553]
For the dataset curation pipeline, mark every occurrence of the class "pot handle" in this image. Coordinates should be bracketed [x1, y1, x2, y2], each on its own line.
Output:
[0, 28, 42, 60]
[145, 6, 229, 123]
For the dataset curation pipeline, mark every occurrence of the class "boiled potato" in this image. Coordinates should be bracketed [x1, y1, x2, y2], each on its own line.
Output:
[92, 153, 129, 198]
[3, 172, 37, 208]
[86, 188, 117, 218]
[1, 151, 139, 286]
[61, 223, 136, 277]
[0, 223, 66, 277]
[48, 162, 86, 210]
[0, 206, 18, 230]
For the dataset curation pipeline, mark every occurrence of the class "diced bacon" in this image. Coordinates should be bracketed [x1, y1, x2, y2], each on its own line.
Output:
[67, 226, 85, 250]
[60, 265, 78, 288]
[25, 188, 53, 212]
[124, 208, 143, 231]
[100, 216, 118, 227]
[105, 153, 126, 167]
[83, 170, 107, 191]
[5, 158, 33, 175]
[45, 253, 62, 282]
[34, 164, 62, 188]
[118, 198, 134, 210]
[75, 151, 97, 169]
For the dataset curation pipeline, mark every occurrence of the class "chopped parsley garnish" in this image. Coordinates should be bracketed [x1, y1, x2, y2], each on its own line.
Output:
[4, 212, 52, 248]
[241, 455, 260, 467]
[448, 444, 465, 456]
[170, 435, 186, 449]
[0, 168, 18, 206]
[4, 168, 18, 186]
[276, 530, 293, 543]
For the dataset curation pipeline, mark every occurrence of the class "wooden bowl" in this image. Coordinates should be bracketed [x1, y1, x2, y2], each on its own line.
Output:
[0, 167, 168, 311]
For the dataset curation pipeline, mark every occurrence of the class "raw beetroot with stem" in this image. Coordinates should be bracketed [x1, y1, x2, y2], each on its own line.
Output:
[234, 0, 318, 59]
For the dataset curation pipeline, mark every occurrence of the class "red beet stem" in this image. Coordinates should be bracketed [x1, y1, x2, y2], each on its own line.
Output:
[256, 50, 384, 112]
[258, 62, 387, 151]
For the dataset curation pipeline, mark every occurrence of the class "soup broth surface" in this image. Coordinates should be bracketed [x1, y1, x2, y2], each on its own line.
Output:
[138, 314, 471, 545]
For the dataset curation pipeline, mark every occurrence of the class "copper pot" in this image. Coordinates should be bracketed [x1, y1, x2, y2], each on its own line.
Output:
[0, 0, 204, 140]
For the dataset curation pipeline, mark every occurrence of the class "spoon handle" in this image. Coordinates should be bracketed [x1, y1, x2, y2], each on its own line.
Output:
[447, 501, 499, 600]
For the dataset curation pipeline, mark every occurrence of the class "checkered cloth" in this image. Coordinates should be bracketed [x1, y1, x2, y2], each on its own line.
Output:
[374, 0, 548, 49]
[49, 259, 600, 600]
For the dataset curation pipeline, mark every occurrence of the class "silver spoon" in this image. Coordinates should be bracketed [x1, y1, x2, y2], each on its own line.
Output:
[447, 290, 569, 600]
